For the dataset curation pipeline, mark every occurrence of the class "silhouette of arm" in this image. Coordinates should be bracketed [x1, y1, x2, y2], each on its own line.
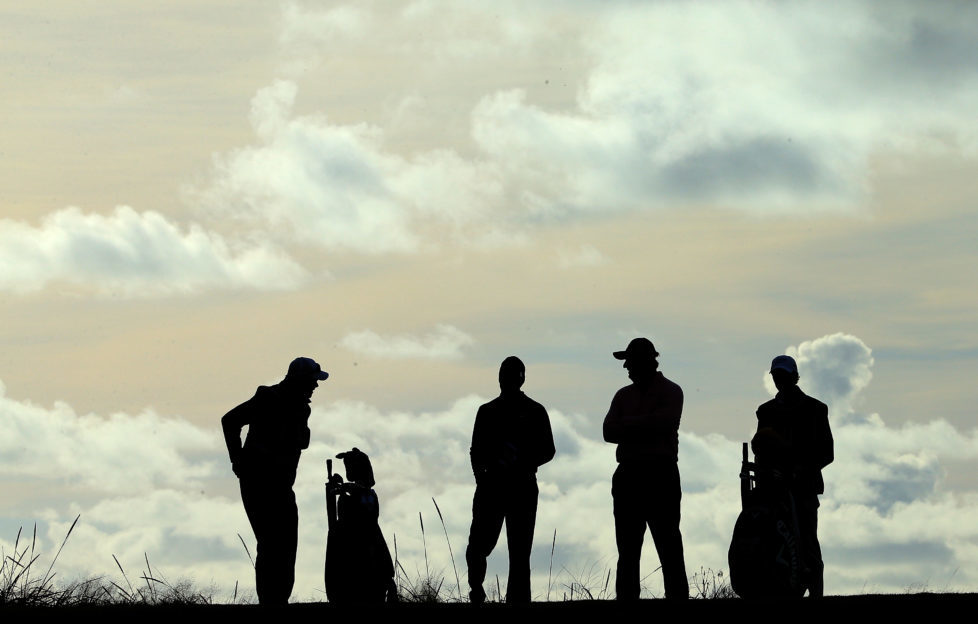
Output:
[221, 398, 255, 476]
[604, 387, 683, 441]
[470, 405, 489, 479]
[815, 403, 833, 469]
[532, 405, 556, 468]
[603, 391, 625, 443]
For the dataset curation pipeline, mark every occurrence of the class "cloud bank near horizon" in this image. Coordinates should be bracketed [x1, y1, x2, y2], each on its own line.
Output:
[3, 333, 978, 597]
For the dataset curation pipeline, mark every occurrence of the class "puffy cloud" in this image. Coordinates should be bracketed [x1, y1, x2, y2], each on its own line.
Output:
[199, 81, 509, 254]
[0, 379, 220, 493]
[233, 1, 978, 246]
[0, 206, 308, 296]
[471, 2, 978, 215]
[6, 331, 978, 599]
[339, 324, 475, 360]
[763, 332, 875, 417]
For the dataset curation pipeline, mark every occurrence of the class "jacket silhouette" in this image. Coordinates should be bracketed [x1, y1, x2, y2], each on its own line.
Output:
[465, 356, 555, 604]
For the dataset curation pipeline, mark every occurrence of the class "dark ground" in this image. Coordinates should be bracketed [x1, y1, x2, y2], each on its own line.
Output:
[5, 594, 977, 623]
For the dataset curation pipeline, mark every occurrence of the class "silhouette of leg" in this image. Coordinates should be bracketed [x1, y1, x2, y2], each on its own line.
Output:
[504, 479, 538, 604]
[648, 462, 688, 599]
[612, 465, 645, 601]
[796, 494, 823, 597]
[466, 481, 505, 603]
[240, 480, 297, 606]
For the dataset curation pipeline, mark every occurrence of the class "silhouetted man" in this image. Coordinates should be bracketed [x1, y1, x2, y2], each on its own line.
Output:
[752, 355, 833, 597]
[603, 338, 688, 600]
[465, 356, 555, 604]
[222, 357, 328, 605]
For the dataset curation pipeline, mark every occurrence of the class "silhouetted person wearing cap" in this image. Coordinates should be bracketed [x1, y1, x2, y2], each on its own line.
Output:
[752, 355, 833, 597]
[222, 357, 329, 605]
[465, 356, 555, 605]
[603, 338, 689, 600]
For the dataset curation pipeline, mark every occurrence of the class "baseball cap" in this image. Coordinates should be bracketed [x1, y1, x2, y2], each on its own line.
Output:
[613, 337, 660, 361]
[287, 356, 330, 381]
[769, 355, 798, 374]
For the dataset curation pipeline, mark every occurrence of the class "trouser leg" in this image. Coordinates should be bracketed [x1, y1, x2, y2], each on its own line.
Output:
[612, 466, 646, 601]
[796, 494, 823, 597]
[648, 462, 688, 599]
[241, 480, 298, 606]
[504, 479, 538, 604]
[465, 482, 505, 602]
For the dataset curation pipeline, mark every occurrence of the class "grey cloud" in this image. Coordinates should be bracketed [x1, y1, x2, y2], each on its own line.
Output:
[829, 541, 955, 567]
[186, 2, 978, 262]
[866, 459, 942, 512]
[657, 137, 828, 200]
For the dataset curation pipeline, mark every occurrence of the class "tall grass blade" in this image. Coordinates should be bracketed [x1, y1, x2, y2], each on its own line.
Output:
[419, 512, 429, 581]
[431, 498, 461, 599]
[41, 514, 79, 587]
[112, 554, 134, 598]
[547, 528, 556, 601]
[237, 533, 255, 569]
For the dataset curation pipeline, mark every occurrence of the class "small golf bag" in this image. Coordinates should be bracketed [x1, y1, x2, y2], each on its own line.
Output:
[325, 448, 397, 603]
[728, 443, 805, 598]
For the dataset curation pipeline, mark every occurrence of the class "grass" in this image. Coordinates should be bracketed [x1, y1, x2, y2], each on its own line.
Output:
[1, 516, 235, 607]
[1, 510, 730, 606]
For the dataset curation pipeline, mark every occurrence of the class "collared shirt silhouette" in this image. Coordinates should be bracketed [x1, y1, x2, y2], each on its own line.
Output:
[603, 338, 689, 600]
[222, 356, 328, 606]
[751, 354, 833, 597]
[465, 356, 555, 605]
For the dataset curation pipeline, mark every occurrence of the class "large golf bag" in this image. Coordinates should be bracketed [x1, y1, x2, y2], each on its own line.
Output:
[325, 448, 397, 603]
[728, 442, 805, 598]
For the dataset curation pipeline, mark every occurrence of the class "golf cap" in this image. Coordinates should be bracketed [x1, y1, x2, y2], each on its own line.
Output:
[770, 355, 798, 374]
[613, 337, 660, 361]
[287, 356, 329, 381]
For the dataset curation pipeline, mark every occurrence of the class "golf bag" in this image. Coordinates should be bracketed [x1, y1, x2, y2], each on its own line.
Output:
[325, 448, 397, 603]
[728, 443, 805, 598]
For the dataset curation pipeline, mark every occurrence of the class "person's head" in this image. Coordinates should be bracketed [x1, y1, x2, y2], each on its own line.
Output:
[498, 356, 525, 393]
[769, 355, 799, 392]
[284, 356, 329, 400]
[337, 447, 375, 487]
[613, 337, 659, 382]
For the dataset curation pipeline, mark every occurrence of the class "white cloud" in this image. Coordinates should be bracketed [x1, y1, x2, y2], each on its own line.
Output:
[0, 379, 220, 493]
[6, 330, 978, 599]
[340, 324, 475, 360]
[763, 332, 875, 417]
[200, 80, 510, 254]
[0, 206, 308, 296]
[234, 1, 978, 246]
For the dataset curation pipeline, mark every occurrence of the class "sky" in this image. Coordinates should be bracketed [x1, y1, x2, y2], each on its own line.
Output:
[1, 0, 977, 600]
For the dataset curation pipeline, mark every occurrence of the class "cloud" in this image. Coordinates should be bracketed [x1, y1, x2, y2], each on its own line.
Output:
[0, 379, 220, 494]
[0, 206, 308, 296]
[199, 80, 511, 254]
[6, 331, 978, 598]
[472, 3, 978, 215]
[187, 2, 978, 268]
[763, 332, 875, 417]
[340, 324, 475, 360]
